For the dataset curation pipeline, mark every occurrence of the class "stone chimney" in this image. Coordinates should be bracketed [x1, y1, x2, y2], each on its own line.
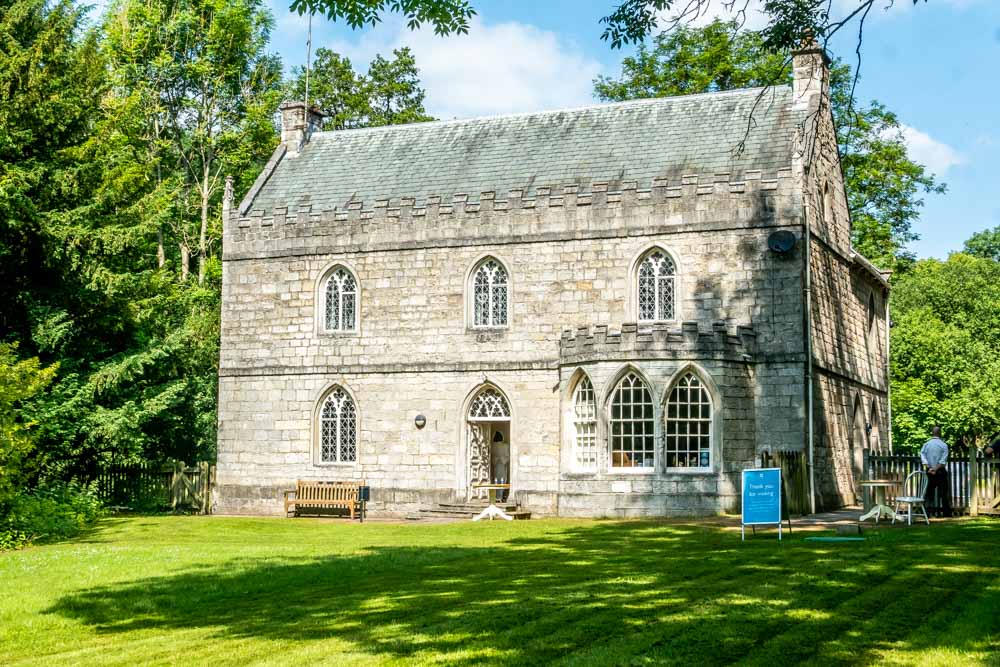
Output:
[791, 40, 830, 112]
[279, 101, 325, 155]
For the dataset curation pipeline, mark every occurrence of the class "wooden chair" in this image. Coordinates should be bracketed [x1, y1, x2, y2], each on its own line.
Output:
[892, 471, 930, 526]
[284, 480, 362, 519]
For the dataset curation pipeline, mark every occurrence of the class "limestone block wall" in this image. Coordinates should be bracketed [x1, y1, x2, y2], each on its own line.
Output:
[556, 325, 759, 517]
[797, 73, 891, 509]
[216, 369, 560, 515]
[217, 173, 810, 516]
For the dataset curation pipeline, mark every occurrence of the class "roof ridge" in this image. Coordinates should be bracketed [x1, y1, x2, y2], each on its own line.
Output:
[311, 85, 792, 139]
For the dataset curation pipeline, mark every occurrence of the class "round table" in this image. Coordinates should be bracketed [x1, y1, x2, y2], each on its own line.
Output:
[858, 480, 899, 523]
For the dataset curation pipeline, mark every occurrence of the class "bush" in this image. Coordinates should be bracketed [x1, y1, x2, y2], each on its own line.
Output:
[1, 481, 105, 548]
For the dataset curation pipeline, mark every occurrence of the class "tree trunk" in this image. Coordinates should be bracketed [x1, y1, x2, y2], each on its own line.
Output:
[156, 227, 165, 269]
[198, 164, 209, 285]
[180, 243, 190, 282]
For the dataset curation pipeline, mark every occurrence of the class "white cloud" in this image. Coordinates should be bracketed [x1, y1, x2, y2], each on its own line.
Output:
[899, 124, 964, 175]
[320, 17, 604, 120]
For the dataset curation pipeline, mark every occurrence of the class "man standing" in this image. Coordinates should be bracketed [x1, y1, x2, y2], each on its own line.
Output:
[920, 426, 952, 518]
[985, 438, 999, 457]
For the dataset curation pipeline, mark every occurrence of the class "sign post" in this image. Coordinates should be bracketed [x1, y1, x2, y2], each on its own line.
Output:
[742, 468, 785, 541]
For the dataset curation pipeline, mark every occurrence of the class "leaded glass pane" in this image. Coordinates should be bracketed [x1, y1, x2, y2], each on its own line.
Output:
[472, 259, 508, 327]
[325, 278, 341, 331]
[609, 373, 655, 468]
[664, 374, 712, 468]
[637, 251, 676, 322]
[319, 387, 357, 463]
[468, 387, 510, 419]
[325, 268, 357, 331]
[573, 377, 597, 471]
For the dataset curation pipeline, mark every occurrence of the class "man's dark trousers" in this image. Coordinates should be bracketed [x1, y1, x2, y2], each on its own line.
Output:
[925, 469, 952, 516]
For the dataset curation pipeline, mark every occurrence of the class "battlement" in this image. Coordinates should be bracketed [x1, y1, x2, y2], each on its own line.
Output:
[559, 321, 757, 365]
[228, 168, 797, 238]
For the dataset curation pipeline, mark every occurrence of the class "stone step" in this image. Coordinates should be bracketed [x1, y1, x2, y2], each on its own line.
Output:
[407, 503, 532, 521]
[436, 503, 520, 512]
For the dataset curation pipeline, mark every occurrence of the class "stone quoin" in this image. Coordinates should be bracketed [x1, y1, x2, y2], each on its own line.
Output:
[215, 44, 889, 517]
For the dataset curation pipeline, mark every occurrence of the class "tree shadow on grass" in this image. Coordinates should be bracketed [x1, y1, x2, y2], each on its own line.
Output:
[47, 521, 1000, 665]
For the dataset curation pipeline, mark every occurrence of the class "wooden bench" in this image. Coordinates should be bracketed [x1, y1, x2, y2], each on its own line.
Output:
[284, 480, 363, 519]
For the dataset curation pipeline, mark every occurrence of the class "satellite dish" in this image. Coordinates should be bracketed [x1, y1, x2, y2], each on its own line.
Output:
[767, 230, 797, 254]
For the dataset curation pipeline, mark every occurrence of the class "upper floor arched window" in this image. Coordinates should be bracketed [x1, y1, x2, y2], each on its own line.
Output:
[867, 292, 877, 335]
[324, 267, 357, 332]
[637, 250, 676, 322]
[664, 373, 713, 469]
[471, 257, 508, 328]
[319, 386, 357, 464]
[609, 372, 655, 469]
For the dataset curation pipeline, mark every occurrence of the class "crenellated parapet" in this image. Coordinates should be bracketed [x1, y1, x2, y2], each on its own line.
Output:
[224, 168, 799, 258]
[559, 321, 757, 366]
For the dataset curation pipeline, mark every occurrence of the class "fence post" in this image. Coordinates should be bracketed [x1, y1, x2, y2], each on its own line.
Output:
[199, 461, 210, 515]
[969, 440, 979, 518]
[170, 460, 184, 511]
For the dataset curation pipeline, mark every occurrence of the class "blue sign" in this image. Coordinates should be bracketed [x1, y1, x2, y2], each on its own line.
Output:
[742, 468, 783, 539]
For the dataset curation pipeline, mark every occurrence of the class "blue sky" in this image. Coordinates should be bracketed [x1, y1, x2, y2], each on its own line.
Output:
[259, 0, 999, 258]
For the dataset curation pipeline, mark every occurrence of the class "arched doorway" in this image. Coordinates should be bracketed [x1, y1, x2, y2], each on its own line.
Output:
[466, 386, 511, 500]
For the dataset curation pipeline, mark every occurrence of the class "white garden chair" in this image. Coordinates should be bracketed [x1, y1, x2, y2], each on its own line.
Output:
[892, 470, 930, 526]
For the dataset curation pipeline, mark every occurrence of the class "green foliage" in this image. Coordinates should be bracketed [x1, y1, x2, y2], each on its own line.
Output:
[1, 480, 104, 547]
[288, 47, 433, 130]
[594, 20, 787, 100]
[0, 344, 56, 504]
[0, 0, 438, 494]
[962, 225, 1000, 262]
[598, 1, 929, 51]
[890, 252, 1000, 451]
[595, 19, 944, 272]
[290, 0, 475, 35]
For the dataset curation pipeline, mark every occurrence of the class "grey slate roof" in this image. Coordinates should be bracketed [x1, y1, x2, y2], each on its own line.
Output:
[247, 86, 800, 214]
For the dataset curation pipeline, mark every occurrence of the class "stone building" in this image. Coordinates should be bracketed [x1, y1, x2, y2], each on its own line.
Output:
[215, 45, 890, 517]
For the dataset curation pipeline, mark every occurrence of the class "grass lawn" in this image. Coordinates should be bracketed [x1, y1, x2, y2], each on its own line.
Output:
[1, 516, 998, 666]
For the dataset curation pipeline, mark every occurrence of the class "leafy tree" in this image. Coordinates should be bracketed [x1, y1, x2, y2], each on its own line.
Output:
[0, 344, 56, 505]
[890, 252, 1000, 451]
[598, 0, 929, 52]
[0, 0, 105, 342]
[366, 48, 434, 126]
[963, 225, 1000, 262]
[595, 20, 944, 271]
[290, 0, 475, 34]
[100, 0, 283, 285]
[289, 49, 369, 130]
[287, 47, 433, 130]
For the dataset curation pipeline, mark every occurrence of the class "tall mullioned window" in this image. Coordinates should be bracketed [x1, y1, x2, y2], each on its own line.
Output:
[324, 267, 357, 331]
[664, 373, 712, 468]
[609, 372, 655, 469]
[472, 258, 508, 327]
[637, 250, 675, 322]
[573, 377, 598, 471]
[320, 387, 357, 463]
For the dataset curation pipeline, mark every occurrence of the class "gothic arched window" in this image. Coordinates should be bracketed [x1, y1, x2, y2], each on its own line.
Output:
[637, 250, 676, 322]
[319, 387, 357, 463]
[468, 387, 511, 419]
[609, 372, 655, 469]
[471, 258, 508, 328]
[572, 376, 598, 472]
[867, 292, 877, 334]
[665, 373, 713, 469]
[324, 267, 357, 332]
